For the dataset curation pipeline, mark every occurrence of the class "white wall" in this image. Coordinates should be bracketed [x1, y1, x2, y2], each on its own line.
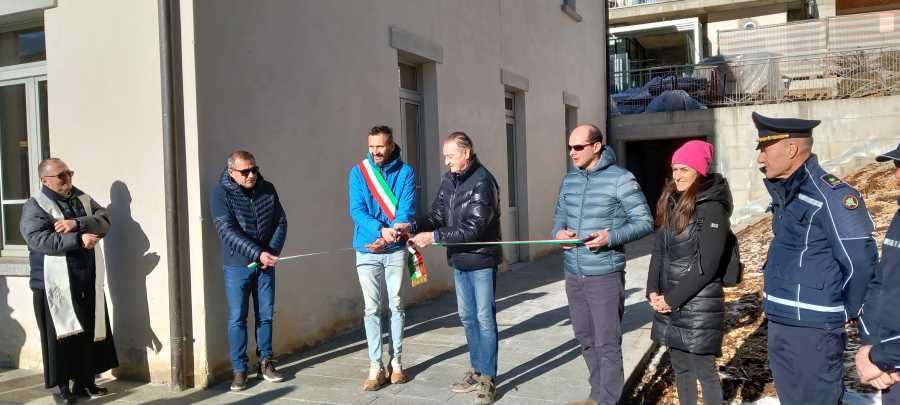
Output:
[707, 5, 788, 55]
[43, 0, 173, 383]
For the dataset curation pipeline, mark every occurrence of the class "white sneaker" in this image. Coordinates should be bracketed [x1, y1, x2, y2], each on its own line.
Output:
[368, 362, 383, 380]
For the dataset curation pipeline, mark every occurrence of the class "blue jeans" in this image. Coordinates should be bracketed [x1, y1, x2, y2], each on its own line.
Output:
[224, 265, 275, 372]
[454, 267, 498, 378]
[356, 250, 406, 366]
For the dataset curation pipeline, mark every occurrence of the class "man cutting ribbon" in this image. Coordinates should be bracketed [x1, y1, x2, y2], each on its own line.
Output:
[395, 131, 503, 405]
[348, 125, 419, 390]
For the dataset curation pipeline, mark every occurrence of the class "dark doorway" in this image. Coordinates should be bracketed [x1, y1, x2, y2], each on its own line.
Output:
[625, 137, 707, 219]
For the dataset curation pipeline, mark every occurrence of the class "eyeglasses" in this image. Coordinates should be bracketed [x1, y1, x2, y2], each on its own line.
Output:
[231, 166, 259, 177]
[567, 142, 599, 152]
[42, 170, 74, 180]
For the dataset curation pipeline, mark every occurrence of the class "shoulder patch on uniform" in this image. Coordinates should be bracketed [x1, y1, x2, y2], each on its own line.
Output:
[820, 173, 845, 189]
[842, 194, 859, 210]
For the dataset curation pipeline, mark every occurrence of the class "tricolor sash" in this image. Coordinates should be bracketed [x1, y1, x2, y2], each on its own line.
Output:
[358, 159, 428, 286]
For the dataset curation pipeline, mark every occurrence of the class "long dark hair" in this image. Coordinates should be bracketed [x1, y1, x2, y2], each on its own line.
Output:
[655, 175, 705, 233]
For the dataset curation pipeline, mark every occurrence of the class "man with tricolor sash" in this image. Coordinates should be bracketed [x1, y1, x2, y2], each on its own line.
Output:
[348, 125, 418, 390]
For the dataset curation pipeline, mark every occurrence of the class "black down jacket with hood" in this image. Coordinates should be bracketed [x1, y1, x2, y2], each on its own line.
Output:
[648, 174, 733, 356]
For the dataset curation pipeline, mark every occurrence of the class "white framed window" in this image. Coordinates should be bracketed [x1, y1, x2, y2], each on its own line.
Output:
[0, 24, 48, 257]
[398, 62, 427, 215]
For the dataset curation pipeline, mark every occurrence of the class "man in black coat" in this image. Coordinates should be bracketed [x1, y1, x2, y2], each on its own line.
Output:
[20, 158, 117, 404]
[399, 132, 502, 405]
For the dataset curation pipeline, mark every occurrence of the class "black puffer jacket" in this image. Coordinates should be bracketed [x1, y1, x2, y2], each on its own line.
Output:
[414, 156, 502, 270]
[648, 174, 732, 355]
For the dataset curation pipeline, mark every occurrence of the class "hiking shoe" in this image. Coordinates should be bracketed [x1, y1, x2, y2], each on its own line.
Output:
[73, 384, 110, 399]
[451, 369, 480, 393]
[475, 375, 496, 404]
[51, 387, 75, 405]
[388, 358, 407, 384]
[363, 363, 386, 391]
[258, 358, 285, 382]
[230, 371, 247, 391]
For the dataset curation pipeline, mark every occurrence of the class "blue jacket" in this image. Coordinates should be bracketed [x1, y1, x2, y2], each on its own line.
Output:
[859, 201, 900, 372]
[762, 154, 878, 329]
[210, 168, 288, 267]
[551, 147, 654, 276]
[348, 148, 416, 253]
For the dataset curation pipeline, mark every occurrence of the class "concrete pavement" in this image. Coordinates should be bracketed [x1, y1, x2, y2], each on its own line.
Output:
[0, 236, 656, 405]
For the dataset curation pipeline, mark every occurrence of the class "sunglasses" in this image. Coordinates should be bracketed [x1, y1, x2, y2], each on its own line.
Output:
[42, 170, 74, 180]
[567, 142, 599, 152]
[231, 166, 260, 177]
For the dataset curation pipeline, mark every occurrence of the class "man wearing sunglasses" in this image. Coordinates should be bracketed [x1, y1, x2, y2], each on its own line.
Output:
[855, 144, 900, 403]
[20, 158, 117, 404]
[210, 150, 288, 391]
[552, 124, 653, 405]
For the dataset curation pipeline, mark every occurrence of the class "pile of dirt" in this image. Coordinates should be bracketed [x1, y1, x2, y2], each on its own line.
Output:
[624, 163, 898, 404]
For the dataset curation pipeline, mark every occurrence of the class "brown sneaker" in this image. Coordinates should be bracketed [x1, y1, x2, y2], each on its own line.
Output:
[230, 371, 247, 391]
[363, 364, 386, 391]
[474, 375, 495, 404]
[388, 358, 407, 384]
[258, 358, 284, 382]
[450, 369, 480, 393]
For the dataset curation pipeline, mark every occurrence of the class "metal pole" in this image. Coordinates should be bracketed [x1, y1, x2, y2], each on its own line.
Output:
[158, 0, 187, 391]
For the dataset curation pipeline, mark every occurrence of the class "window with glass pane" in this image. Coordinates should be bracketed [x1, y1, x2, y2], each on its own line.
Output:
[0, 26, 48, 254]
[0, 83, 30, 249]
[0, 28, 46, 68]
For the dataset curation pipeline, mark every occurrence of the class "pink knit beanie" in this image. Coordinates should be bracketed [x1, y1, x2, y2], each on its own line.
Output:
[671, 140, 714, 177]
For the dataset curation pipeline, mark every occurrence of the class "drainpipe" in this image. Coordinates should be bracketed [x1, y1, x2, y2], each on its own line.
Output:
[157, 0, 187, 391]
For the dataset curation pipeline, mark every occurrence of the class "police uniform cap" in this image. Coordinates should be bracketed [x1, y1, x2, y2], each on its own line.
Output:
[752, 112, 820, 150]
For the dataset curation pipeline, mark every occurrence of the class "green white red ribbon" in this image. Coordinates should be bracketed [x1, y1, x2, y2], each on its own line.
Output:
[358, 159, 428, 286]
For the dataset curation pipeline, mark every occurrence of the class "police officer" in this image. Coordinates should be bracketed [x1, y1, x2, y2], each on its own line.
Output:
[753, 112, 878, 404]
[855, 144, 900, 403]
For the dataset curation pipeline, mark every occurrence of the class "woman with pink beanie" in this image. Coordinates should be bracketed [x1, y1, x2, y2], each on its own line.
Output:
[646, 140, 733, 405]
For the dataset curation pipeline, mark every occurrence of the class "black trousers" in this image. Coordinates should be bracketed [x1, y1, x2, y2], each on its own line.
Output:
[669, 348, 723, 405]
[32, 288, 118, 389]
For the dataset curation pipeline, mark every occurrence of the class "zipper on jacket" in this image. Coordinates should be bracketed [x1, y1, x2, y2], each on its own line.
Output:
[576, 171, 589, 276]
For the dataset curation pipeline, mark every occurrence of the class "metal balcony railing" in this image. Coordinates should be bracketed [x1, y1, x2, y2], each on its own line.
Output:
[610, 47, 900, 115]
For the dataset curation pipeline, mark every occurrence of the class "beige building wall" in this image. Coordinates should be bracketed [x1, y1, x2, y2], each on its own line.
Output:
[188, 0, 606, 384]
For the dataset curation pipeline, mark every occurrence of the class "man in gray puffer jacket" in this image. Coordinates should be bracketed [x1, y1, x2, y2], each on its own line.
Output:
[552, 124, 653, 405]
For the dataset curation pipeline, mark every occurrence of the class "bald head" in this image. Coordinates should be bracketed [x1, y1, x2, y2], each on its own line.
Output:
[572, 124, 605, 145]
[568, 124, 606, 170]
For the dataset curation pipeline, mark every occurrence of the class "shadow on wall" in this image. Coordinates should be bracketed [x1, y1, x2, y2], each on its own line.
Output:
[0, 277, 26, 368]
[104, 181, 162, 381]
